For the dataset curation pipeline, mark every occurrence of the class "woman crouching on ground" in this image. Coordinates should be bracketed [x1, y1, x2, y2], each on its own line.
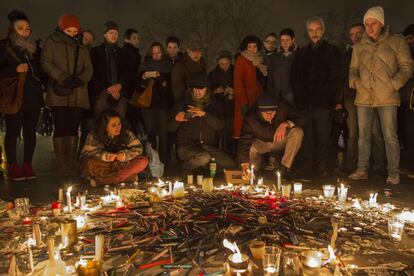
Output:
[80, 109, 148, 186]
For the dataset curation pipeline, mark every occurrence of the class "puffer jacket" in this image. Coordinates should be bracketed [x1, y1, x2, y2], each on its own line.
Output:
[349, 26, 413, 107]
[41, 28, 93, 109]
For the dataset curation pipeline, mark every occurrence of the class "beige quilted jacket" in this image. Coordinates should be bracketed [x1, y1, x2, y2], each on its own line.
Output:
[349, 26, 413, 107]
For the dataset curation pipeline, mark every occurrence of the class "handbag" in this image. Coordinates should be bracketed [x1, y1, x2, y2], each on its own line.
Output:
[52, 43, 80, 96]
[129, 78, 154, 108]
[0, 45, 27, 114]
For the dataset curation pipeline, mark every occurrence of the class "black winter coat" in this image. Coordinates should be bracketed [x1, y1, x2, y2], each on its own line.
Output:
[168, 93, 224, 147]
[0, 38, 45, 111]
[238, 101, 306, 164]
[88, 42, 128, 101]
[291, 40, 343, 109]
[120, 43, 141, 99]
[209, 64, 234, 118]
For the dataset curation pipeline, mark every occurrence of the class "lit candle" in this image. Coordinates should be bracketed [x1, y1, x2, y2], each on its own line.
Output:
[250, 165, 255, 186]
[116, 198, 125, 210]
[337, 184, 348, 202]
[51, 201, 61, 216]
[58, 188, 64, 202]
[66, 186, 73, 213]
[172, 181, 185, 198]
[202, 178, 214, 193]
[75, 215, 87, 230]
[293, 183, 302, 194]
[23, 217, 32, 225]
[187, 175, 193, 186]
[168, 181, 173, 195]
[257, 177, 263, 186]
[95, 235, 104, 261]
[322, 185, 335, 199]
[301, 250, 322, 276]
[197, 175, 203, 186]
[277, 171, 281, 191]
[369, 193, 378, 207]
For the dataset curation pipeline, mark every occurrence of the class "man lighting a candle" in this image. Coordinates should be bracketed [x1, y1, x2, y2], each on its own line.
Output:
[238, 93, 305, 180]
[169, 73, 237, 175]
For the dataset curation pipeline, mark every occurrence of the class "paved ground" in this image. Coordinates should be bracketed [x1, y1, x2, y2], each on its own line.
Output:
[0, 135, 414, 209]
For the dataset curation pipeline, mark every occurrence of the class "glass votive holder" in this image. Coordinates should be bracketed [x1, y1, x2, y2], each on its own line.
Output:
[281, 184, 291, 198]
[282, 251, 301, 276]
[77, 258, 101, 276]
[14, 198, 30, 215]
[197, 175, 204, 186]
[337, 185, 349, 202]
[263, 246, 281, 275]
[249, 240, 265, 260]
[293, 183, 302, 195]
[227, 253, 250, 276]
[388, 218, 405, 242]
[172, 182, 185, 198]
[187, 175, 193, 186]
[202, 178, 214, 193]
[322, 185, 335, 199]
[300, 250, 322, 276]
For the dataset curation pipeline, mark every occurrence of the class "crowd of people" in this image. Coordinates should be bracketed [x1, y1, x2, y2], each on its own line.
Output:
[0, 5, 413, 186]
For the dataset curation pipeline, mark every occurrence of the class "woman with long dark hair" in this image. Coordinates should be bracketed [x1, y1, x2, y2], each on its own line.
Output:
[139, 42, 172, 163]
[0, 10, 45, 181]
[41, 14, 93, 179]
[80, 109, 148, 186]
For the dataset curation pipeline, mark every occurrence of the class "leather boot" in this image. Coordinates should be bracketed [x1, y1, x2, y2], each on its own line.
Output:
[53, 137, 68, 177]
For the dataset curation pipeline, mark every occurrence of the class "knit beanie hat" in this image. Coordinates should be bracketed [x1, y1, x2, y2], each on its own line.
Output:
[257, 93, 279, 112]
[216, 50, 232, 63]
[403, 24, 414, 37]
[104, 21, 119, 33]
[58, 14, 81, 31]
[363, 6, 385, 25]
[8, 10, 29, 25]
[189, 73, 209, 89]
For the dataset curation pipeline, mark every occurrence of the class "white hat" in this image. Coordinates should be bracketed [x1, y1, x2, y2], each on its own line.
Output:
[363, 6, 385, 25]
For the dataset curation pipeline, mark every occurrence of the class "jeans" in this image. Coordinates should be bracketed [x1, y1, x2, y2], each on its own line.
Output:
[4, 107, 41, 163]
[357, 106, 399, 175]
[177, 144, 237, 171]
[344, 99, 385, 171]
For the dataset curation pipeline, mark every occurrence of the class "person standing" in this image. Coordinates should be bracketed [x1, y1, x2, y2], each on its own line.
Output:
[41, 13, 93, 178]
[166, 36, 183, 66]
[348, 7, 413, 184]
[0, 10, 45, 181]
[233, 35, 267, 139]
[89, 21, 128, 119]
[263, 32, 278, 65]
[291, 16, 343, 177]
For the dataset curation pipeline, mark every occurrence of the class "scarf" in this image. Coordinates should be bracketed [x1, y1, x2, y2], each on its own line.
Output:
[278, 42, 298, 57]
[190, 91, 211, 109]
[241, 50, 267, 76]
[8, 32, 37, 58]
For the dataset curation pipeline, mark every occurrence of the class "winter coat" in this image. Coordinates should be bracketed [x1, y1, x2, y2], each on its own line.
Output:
[0, 38, 45, 111]
[209, 64, 234, 118]
[238, 100, 306, 164]
[171, 53, 207, 102]
[349, 26, 414, 107]
[267, 44, 299, 102]
[41, 28, 93, 109]
[233, 55, 264, 138]
[343, 46, 355, 101]
[120, 42, 141, 99]
[291, 40, 343, 109]
[168, 93, 224, 147]
[138, 58, 173, 109]
[89, 42, 128, 103]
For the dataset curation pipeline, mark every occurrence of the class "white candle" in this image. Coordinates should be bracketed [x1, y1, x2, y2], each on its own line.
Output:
[293, 183, 302, 194]
[168, 181, 173, 195]
[58, 188, 64, 202]
[28, 246, 34, 272]
[277, 171, 281, 191]
[187, 175, 193, 185]
[95, 235, 104, 261]
[66, 186, 72, 213]
[250, 165, 255, 186]
[337, 184, 348, 202]
[197, 175, 203, 186]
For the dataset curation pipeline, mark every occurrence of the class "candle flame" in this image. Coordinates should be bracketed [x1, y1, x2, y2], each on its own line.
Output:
[223, 239, 242, 262]
[352, 199, 362, 210]
[67, 186, 72, 193]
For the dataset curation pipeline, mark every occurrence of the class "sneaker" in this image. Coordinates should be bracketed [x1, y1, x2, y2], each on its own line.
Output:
[386, 174, 400, 185]
[348, 169, 368, 180]
[8, 163, 25, 181]
[22, 161, 36, 180]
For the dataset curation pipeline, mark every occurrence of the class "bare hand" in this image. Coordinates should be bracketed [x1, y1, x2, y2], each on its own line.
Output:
[106, 153, 117, 162]
[16, 63, 29, 73]
[116, 152, 126, 161]
[175, 112, 188, 122]
[187, 105, 206, 117]
[274, 122, 289, 142]
[214, 87, 225, 94]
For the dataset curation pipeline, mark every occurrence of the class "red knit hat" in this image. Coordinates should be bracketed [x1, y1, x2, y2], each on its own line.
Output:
[58, 14, 81, 31]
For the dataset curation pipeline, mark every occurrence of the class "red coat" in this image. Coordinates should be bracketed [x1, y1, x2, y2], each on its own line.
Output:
[233, 55, 263, 138]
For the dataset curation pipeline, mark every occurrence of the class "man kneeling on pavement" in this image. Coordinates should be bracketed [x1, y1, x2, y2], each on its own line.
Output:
[169, 74, 237, 174]
[238, 93, 305, 179]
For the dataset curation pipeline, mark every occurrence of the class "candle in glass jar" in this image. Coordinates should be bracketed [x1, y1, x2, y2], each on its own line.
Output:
[293, 183, 302, 194]
[337, 184, 348, 202]
[51, 201, 61, 216]
[369, 193, 378, 207]
[187, 175, 193, 186]
[23, 217, 32, 225]
[323, 185, 335, 199]
[172, 182, 185, 198]
[202, 178, 214, 193]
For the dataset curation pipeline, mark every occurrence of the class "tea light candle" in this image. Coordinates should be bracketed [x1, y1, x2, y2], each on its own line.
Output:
[148, 187, 158, 194]
[23, 217, 32, 225]
[277, 171, 281, 191]
[301, 250, 322, 276]
[323, 185, 335, 199]
[66, 186, 72, 213]
[337, 184, 348, 202]
[77, 258, 100, 276]
[293, 182, 302, 194]
[172, 181, 185, 198]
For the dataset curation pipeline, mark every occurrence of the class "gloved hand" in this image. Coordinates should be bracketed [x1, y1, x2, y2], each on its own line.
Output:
[62, 76, 84, 89]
